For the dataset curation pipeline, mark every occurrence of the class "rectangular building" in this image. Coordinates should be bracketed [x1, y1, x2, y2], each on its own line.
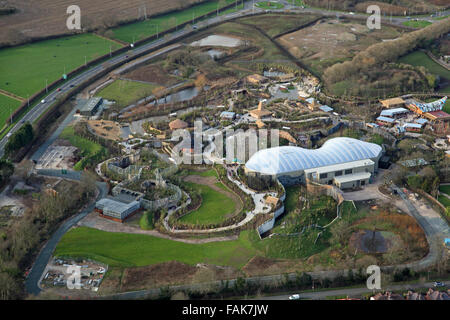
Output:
[79, 97, 102, 117]
[376, 116, 395, 126]
[380, 97, 405, 109]
[304, 159, 374, 188]
[95, 198, 140, 222]
[380, 108, 409, 118]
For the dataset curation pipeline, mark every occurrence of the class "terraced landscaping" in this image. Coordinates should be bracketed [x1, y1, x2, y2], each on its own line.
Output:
[180, 171, 239, 225]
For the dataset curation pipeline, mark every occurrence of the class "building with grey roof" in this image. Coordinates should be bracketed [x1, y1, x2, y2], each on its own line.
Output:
[79, 97, 103, 117]
[95, 198, 140, 222]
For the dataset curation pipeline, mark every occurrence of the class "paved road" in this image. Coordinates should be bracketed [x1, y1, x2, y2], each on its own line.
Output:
[25, 170, 107, 296]
[257, 281, 446, 300]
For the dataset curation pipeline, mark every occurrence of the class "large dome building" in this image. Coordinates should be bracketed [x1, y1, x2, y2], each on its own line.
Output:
[245, 137, 383, 189]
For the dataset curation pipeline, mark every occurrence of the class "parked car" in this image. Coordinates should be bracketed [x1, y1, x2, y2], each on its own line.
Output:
[289, 294, 300, 300]
[41, 99, 46, 103]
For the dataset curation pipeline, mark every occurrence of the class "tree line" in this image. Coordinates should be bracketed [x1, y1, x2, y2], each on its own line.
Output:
[4, 122, 34, 159]
[323, 18, 450, 85]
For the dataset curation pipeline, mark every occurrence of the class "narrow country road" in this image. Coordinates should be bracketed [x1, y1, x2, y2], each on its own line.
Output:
[25, 170, 107, 296]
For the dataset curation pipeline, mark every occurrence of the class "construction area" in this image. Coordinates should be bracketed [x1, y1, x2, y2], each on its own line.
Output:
[40, 258, 107, 292]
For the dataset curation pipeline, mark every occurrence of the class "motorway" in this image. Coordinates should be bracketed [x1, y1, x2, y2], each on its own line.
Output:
[1, 1, 447, 158]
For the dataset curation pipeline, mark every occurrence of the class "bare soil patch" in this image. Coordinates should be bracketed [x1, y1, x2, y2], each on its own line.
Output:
[123, 64, 180, 87]
[87, 120, 121, 141]
[120, 261, 197, 291]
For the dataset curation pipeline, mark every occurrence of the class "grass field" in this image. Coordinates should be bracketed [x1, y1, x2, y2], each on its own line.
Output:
[0, 34, 122, 98]
[440, 185, 450, 196]
[55, 226, 257, 268]
[398, 51, 450, 81]
[443, 99, 450, 113]
[255, 2, 284, 9]
[180, 180, 236, 225]
[402, 20, 432, 28]
[60, 126, 106, 170]
[0, 94, 22, 129]
[96, 79, 161, 109]
[111, 0, 239, 43]
[438, 195, 450, 207]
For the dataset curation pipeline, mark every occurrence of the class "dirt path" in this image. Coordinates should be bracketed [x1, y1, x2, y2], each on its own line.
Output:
[183, 175, 244, 218]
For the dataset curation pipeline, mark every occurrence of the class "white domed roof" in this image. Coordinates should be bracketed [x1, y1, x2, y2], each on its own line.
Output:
[245, 137, 382, 175]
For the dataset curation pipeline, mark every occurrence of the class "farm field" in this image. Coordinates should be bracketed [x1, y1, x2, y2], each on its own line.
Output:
[96, 79, 162, 110]
[0, 94, 22, 129]
[111, 0, 239, 43]
[0, 33, 122, 98]
[0, 0, 206, 46]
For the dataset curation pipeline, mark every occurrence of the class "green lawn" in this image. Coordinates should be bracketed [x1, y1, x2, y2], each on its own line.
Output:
[440, 185, 450, 196]
[180, 180, 236, 225]
[0, 94, 22, 129]
[111, 0, 239, 43]
[0, 34, 122, 98]
[186, 168, 218, 178]
[55, 227, 258, 268]
[398, 51, 450, 80]
[60, 126, 106, 171]
[96, 79, 161, 109]
[443, 99, 450, 113]
[402, 20, 432, 28]
[255, 2, 284, 9]
[438, 195, 450, 207]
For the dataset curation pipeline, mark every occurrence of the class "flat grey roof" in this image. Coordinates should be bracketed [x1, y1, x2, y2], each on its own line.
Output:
[96, 198, 139, 213]
[334, 172, 371, 184]
[80, 97, 102, 112]
[304, 159, 374, 175]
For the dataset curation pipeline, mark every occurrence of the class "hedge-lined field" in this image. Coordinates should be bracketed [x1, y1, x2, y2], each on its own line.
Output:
[0, 94, 21, 129]
[111, 0, 239, 43]
[0, 34, 122, 98]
